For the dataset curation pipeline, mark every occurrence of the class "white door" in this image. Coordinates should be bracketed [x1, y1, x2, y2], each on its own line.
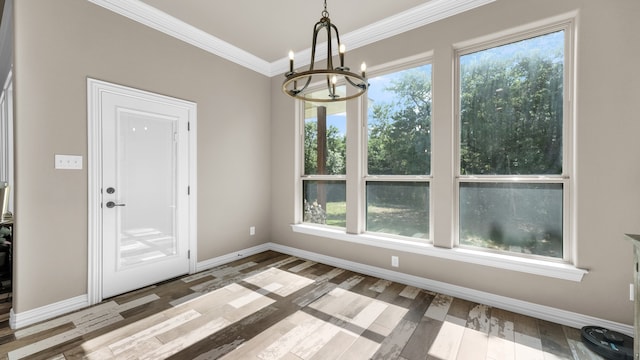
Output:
[100, 87, 192, 299]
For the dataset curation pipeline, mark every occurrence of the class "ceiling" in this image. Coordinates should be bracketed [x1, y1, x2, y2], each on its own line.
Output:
[138, 0, 429, 63]
[88, 0, 495, 76]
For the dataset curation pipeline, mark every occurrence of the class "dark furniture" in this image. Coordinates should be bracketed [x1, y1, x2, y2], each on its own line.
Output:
[0, 220, 12, 295]
[626, 233, 640, 359]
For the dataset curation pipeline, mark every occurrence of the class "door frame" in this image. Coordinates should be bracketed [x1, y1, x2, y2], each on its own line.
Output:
[87, 78, 197, 305]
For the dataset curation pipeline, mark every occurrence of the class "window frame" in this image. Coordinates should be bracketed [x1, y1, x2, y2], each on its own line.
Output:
[0, 70, 13, 213]
[298, 86, 349, 230]
[295, 53, 435, 237]
[453, 20, 575, 263]
[362, 56, 434, 242]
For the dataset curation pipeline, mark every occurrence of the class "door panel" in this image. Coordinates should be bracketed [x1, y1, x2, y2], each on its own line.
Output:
[101, 92, 190, 299]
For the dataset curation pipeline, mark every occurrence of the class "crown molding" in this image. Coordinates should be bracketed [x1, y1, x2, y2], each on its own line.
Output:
[88, 0, 495, 78]
[273, 0, 496, 76]
[86, 0, 272, 75]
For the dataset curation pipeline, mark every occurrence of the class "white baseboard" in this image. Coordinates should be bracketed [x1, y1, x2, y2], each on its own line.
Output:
[10, 245, 270, 329]
[10, 242, 633, 337]
[267, 242, 634, 337]
[195, 243, 271, 273]
[10, 295, 89, 329]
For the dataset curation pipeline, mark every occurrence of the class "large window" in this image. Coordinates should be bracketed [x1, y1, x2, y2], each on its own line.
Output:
[456, 29, 570, 259]
[366, 64, 432, 240]
[295, 18, 577, 273]
[302, 87, 347, 228]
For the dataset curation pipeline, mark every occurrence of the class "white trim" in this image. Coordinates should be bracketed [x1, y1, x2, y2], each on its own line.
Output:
[291, 224, 587, 282]
[86, 0, 495, 77]
[86, 0, 271, 75]
[0, 69, 13, 213]
[10, 295, 89, 329]
[451, 14, 577, 265]
[366, 51, 434, 79]
[9, 243, 625, 337]
[87, 78, 197, 305]
[87, 79, 103, 305]
[188, 110, 198, 274]
[4, 71, 13, 214]
[452, 10, 579, 52]
[273, 0, 495, 76]
[267, 242, 629, 336]
[195, 243, 271, 273]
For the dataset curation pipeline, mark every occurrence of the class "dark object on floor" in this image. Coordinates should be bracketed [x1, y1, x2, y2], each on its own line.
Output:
[581, 326, 634, 360]
[0, 241, 10, 294]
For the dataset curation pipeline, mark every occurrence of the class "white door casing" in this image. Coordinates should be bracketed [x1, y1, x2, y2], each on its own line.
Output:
[88, 79, 197, 303]
[0, 70, 13, 211]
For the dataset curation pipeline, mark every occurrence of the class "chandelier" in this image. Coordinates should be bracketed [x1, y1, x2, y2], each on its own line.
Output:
[282, 0, 369, 102]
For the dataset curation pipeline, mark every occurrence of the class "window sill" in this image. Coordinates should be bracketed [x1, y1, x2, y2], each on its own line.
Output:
[291, 224, 587, 282]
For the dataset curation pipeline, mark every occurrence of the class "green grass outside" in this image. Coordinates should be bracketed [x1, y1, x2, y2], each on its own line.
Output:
[322, 202, 559, 257]
[325, 201, 346, 227]
[324, 202, 429, 240]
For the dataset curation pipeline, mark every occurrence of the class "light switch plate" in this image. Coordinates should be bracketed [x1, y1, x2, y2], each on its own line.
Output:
[55, 155, 83, 170]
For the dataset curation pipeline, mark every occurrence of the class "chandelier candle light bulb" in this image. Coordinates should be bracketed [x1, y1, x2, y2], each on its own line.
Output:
[331, 75, 337, 96]
[289, 50, 294, 73]
[339, 44, 345, 68]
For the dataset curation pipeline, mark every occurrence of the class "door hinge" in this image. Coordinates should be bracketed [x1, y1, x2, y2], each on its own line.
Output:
[188, 250, 191, 259]
[187, 186, 190, 195]
[187, 122, 190, 131]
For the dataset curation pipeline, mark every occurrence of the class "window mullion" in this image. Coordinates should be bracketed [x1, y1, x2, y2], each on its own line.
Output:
[345, 90, 364, 234]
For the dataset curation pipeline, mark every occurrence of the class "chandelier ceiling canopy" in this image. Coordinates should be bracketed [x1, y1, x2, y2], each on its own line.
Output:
[282, 0, 369, 102]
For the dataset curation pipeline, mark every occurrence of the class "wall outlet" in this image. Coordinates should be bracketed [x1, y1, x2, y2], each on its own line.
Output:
[630, 283, 635, 301]
[391, 256, 399, 267]
[249, 226, 255, 236]
[55, 154, 83, 170]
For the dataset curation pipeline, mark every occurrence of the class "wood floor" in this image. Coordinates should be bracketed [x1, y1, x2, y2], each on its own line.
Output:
[0, 251, 605, 359]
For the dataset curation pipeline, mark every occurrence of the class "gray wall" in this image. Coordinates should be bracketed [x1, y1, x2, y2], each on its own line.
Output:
[271, 0, 640, 325]
[12, 0, 271, 313]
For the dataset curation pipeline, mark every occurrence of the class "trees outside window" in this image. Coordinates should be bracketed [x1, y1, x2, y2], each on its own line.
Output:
[297, 20, 573, 262]
[302, 88, 347, 228]
[457, 30, 569, 258]
[366, 64, 432, 240]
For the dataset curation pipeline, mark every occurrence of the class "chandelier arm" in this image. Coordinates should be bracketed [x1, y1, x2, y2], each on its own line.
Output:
[325, 20, 333, 70]
[309, 20, 326, 72]
[329, 23, 341, 70]
[326, 75, 335, 98]
[345, 76, 368, 90]
[296, 76, 313, 95]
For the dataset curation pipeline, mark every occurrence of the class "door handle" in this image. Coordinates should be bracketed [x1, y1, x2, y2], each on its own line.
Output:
[106, 201, 126, 208]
